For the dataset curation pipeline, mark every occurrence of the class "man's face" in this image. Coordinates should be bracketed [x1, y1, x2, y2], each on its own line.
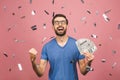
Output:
[53, 17, 68, 36]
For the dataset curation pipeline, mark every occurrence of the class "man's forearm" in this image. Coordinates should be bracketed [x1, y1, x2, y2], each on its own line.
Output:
[83, 60, 93, 75]
[79, 59, 93, 75]
[32, 61, 43, 77]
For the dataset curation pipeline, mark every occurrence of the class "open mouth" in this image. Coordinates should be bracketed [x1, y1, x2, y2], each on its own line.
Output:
[57, 26, 64, 31]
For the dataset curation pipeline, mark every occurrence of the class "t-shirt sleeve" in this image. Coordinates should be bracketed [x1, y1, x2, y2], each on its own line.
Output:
[77, 52, 85, 60]
[76, 45, 85, 60]
[74, 39, 85, 60]
[40, 45, 48, 60]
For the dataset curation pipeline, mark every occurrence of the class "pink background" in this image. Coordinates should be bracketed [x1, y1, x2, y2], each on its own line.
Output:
[0, 0, 120, 80]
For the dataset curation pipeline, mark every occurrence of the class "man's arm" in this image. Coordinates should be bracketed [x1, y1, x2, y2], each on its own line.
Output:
[29, 48, 48, 77]
[78, 59, 93, 75]
[78, 52, 94, 75]
[31, 59, 48, 77]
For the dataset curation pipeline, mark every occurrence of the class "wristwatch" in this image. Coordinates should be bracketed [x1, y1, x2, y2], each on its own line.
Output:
[86, 66, 94, 71]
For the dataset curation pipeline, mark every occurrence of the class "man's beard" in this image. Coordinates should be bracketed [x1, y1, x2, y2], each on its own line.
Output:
[54, 29, 67, 36]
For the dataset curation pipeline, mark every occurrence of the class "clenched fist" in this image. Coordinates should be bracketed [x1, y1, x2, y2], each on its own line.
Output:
[29, 48, 38, 62]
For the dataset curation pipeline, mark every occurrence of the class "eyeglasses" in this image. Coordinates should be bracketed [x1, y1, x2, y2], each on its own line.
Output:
[54, 20, 66, 25]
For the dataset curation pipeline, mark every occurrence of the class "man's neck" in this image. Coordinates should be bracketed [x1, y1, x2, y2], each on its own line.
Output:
[56, 35, 69, 47]
[56, 35, 68, 43]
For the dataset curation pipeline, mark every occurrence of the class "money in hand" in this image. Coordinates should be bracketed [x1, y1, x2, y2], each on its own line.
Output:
[76, 38, 97, 54]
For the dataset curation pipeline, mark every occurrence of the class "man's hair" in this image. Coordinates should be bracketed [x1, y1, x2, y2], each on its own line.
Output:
[52, 14, 68, 25]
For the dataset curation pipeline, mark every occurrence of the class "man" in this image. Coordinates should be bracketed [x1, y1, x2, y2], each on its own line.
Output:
[29, 14, 94, 80]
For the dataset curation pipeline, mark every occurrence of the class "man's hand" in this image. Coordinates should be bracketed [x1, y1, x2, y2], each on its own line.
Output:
[83, 52, 94, 62]
[29, 48, 38, 62]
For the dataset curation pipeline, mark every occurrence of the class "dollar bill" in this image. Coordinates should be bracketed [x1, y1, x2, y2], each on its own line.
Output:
[76, 38, 97, 54]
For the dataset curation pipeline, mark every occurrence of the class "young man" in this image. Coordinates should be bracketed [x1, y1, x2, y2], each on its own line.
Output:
[29, 14, 94, 80]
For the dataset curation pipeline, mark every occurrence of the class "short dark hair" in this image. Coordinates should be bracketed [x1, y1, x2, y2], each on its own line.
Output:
[52, 14, 68, 25]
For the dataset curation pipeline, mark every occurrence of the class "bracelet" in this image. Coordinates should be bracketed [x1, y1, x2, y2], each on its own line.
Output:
[86, 66, 94, 71]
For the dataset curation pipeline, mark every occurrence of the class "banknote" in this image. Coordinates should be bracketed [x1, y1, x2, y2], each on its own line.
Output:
[76, 38, 97, 54]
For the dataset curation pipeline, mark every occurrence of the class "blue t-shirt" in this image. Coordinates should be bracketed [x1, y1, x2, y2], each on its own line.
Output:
[41, 37, 85, 80]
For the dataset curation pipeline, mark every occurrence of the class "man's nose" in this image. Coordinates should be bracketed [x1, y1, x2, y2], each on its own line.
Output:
[58, 22, 62, 25]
